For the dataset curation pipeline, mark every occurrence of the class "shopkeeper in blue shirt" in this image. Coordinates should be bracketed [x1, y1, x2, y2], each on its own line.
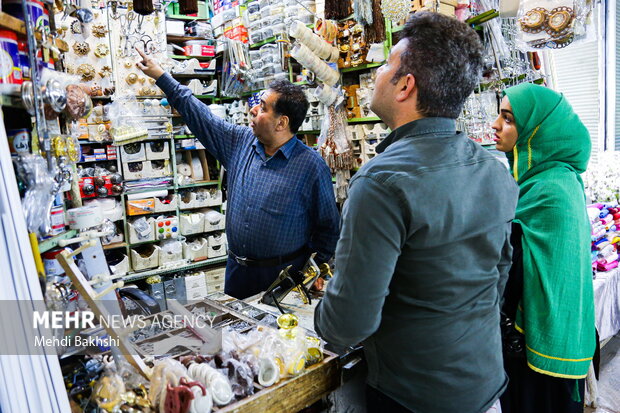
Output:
[136, 49, 340, 299]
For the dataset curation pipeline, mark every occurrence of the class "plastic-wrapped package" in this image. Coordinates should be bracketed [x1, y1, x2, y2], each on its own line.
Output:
[17, 155, 58, 236]
[107, 96, 150, 145]
[516, 0, 595, 51]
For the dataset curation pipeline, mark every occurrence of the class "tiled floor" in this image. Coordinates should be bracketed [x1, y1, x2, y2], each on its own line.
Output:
[590, 334, 620, 413]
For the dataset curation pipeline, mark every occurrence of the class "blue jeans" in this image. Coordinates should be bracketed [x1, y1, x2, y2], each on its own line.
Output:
[224, 254, 309, 300]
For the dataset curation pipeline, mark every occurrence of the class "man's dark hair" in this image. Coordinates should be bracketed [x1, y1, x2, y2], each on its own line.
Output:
[393, 12, 483, 119]
[268, 80, 309, 134]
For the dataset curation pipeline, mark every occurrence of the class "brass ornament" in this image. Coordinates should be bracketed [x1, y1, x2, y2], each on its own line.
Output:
[73, 41, 90, 56]
[126, 73, 139, 85]
[519, 7, 548, 33]
[77, 63, 96, 81]
[547, 7, 573, 34]
[124, 61, 133, 69]
[137, 87, 154, 96]
[99, 65, 113, 78]
[94, 43, 110, 58]
[90, 84, 103, 97]
[92, 24, 108, 38]
[70, 20, 82, 34]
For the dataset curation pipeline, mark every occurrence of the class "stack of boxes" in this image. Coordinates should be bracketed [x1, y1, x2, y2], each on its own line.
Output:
[247, 0, 314, 45]
[211, 2, 249, 50]
[588, 203, 620, 275]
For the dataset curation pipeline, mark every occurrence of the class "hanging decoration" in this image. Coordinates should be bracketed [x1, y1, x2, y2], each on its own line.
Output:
[325, 0, 353, 20]
[318, 106, 354, 202]
[133, 0, 155, 16]
[380, 0, 410, 25]
[365, 0, 386, 43]
[353, 0, 373, 26]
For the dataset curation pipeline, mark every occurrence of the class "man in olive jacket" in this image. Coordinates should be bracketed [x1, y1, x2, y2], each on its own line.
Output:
[315, 12, 519, 413]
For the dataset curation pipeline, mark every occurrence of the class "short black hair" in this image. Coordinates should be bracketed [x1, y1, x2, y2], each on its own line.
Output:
[267, 80, 309, 134]
[393, 12, 483, 118]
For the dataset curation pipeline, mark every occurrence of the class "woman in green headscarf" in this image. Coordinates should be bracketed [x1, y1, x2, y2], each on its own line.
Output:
[491, 83, 596, 412]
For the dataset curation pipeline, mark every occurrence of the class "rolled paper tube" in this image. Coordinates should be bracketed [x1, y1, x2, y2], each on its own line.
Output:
[598, 239, 613, 249]
[598, 244, 615, 257]
[177, 163, 192, 176]
[614, 213, 620, 220]
[612, 237, 620, 244]
[592, 203, 604, 209]
[597, 261, 618, 272]
[599, 252, 619, 264]
[599, 209, 610, 218]
[601, 215, 613, 225]
[127, 190, 169, 200]
[598, 249, 618, 262]
[593, 230, 607, 241]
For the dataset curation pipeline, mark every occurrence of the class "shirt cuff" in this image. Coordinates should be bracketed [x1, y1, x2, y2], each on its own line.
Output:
[155, 72, 178, 95]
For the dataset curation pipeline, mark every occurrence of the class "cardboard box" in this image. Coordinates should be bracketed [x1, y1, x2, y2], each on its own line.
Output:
[127, 198, 156, 216]
[120, 143, 146, 162]
[145, 141, 170, 161]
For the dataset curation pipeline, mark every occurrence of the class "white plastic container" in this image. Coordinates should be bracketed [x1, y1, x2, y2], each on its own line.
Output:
[109, 254, 130, 276]
[131, 245, 160, 271]
[204, 209, 226, 232]
[183, 237, 209, 261]
[128, 217, 155, 244]
[180, 212, 205, 235]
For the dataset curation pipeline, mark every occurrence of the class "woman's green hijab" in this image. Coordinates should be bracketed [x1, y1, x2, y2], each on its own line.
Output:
[503, 83, 595, 379]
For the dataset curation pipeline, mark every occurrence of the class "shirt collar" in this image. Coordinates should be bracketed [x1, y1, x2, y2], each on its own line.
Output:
[376, 117, 457, 154]
[252, 136, 298, 160]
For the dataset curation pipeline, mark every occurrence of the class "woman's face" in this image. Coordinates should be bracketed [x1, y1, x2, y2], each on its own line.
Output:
[491, 96, 518, 153]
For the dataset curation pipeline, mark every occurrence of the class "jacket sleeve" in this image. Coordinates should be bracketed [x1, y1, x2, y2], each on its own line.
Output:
[314, 176, 406, 347]
[308, 161, 340, 264]
[156, 72, 253, 169]
[496, 223, 513, 299]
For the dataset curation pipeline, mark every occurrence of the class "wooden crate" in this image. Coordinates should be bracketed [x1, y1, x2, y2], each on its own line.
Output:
[218, 352, 340, 413]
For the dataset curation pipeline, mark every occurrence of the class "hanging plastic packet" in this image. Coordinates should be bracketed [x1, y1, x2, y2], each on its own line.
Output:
[221, 38, 255, 97]
[515, 0, 595, 51]
[16, 154, 58, 236]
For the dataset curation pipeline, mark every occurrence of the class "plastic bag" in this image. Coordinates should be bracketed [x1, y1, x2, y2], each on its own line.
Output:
[516, 0, 595, 51]
[17, 155, 58, 236]
[107, 96, 149, 145]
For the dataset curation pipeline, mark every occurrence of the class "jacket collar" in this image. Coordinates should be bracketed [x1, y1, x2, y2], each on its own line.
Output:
[376, 117, 457, 154]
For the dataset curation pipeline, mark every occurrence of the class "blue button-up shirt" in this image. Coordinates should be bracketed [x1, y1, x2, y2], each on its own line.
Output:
[157, 73, 339, 263]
